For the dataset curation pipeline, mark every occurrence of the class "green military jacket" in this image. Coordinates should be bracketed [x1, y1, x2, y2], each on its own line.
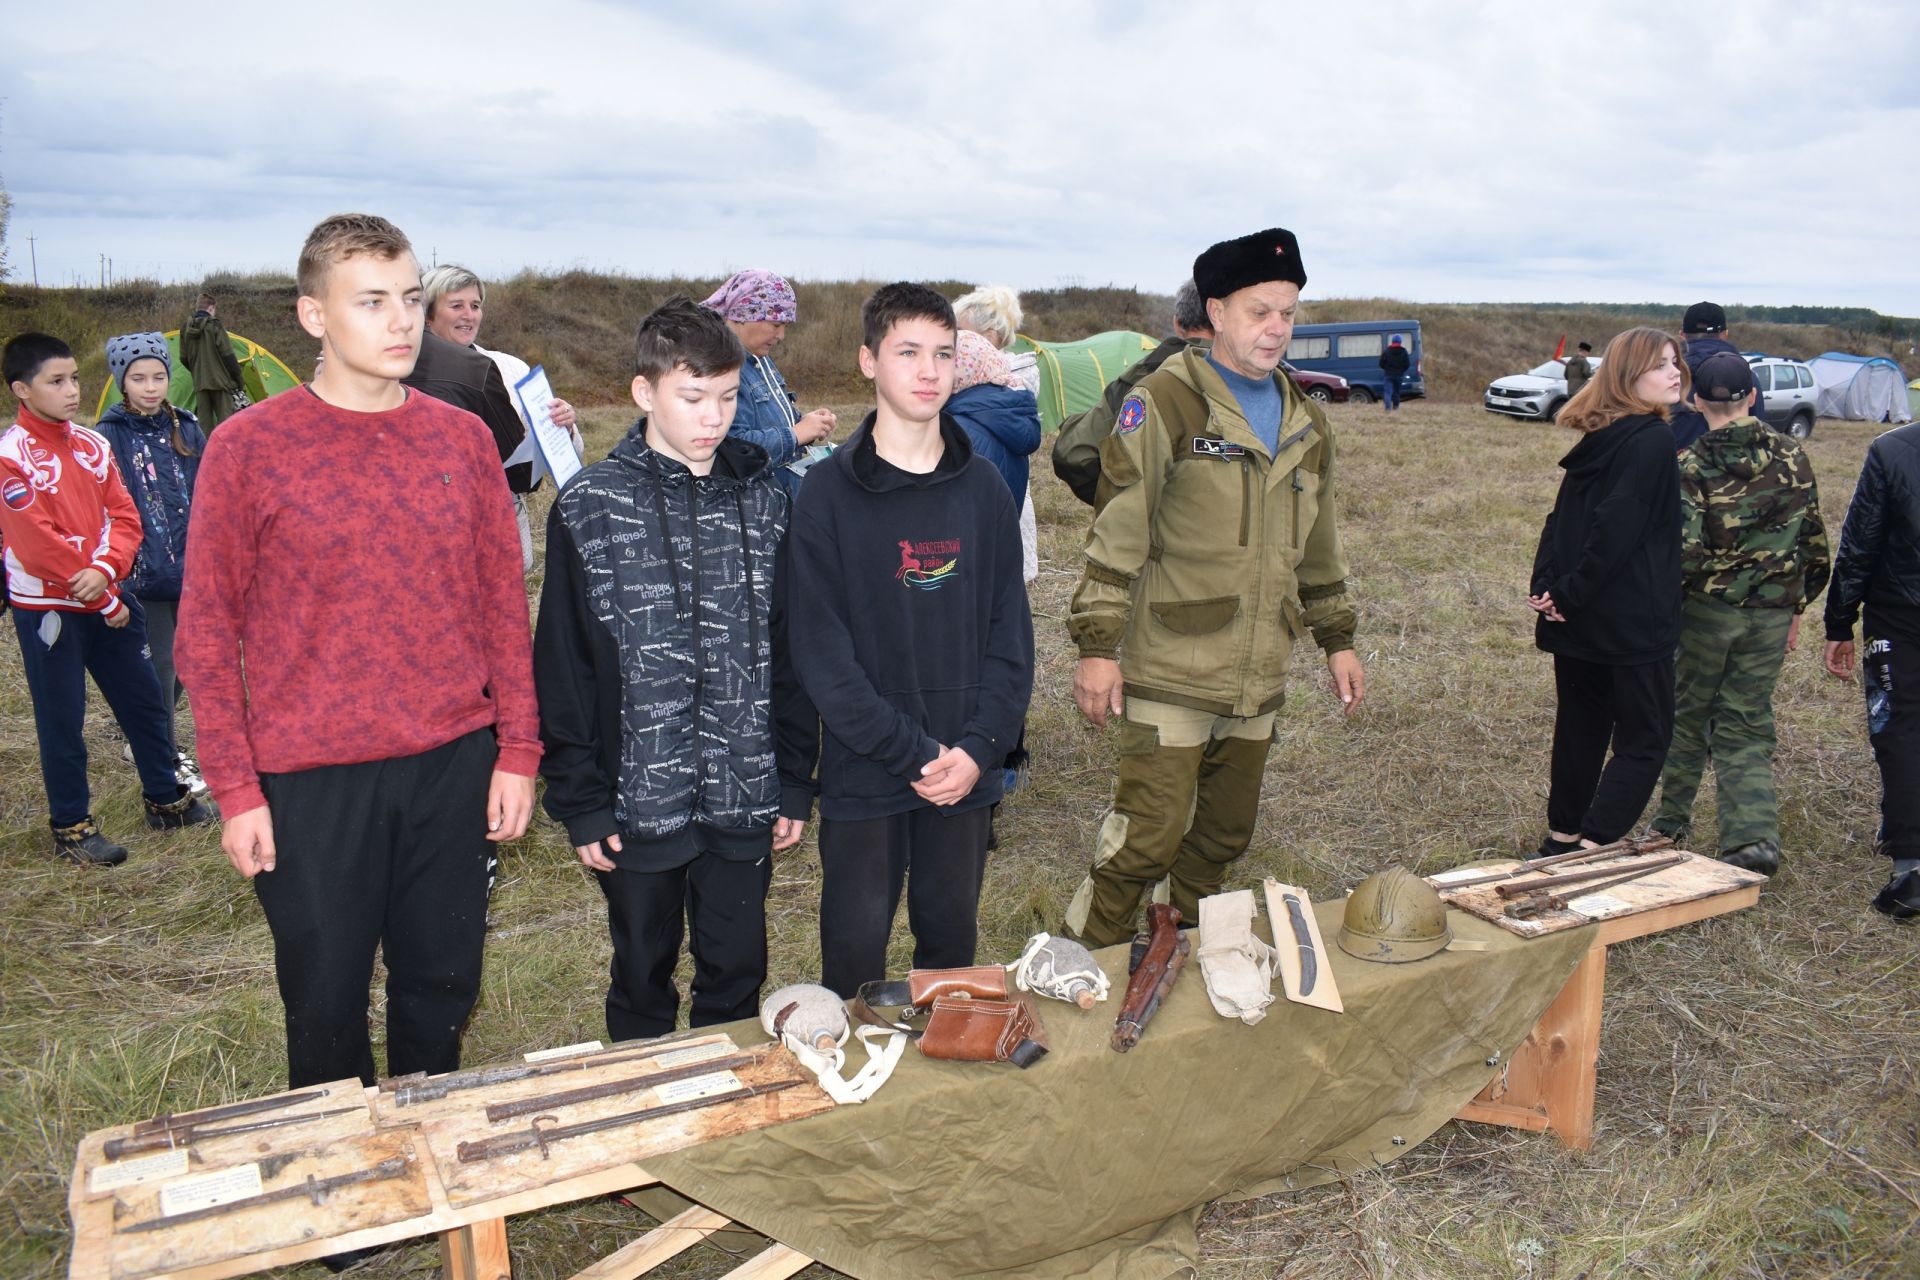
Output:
[1067, 347, 1355, 717]
[1679, 416, 1831, 612]
[1564, 353, 1592, 397]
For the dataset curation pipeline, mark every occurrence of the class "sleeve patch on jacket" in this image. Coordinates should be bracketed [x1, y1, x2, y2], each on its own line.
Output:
[2, 477, 32, 510]
[1116, 395, 1147, 434]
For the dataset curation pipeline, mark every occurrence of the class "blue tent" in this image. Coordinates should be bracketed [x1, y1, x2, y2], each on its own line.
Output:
[1808, 352, 1911, 424]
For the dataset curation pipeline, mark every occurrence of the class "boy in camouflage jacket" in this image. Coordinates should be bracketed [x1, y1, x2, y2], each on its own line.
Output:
[1652, 353, 1829, 873]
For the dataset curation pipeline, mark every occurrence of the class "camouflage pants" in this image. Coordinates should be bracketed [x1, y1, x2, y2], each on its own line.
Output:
[1654, 596, 1792, 850]
[1064, 698, 1274, 948]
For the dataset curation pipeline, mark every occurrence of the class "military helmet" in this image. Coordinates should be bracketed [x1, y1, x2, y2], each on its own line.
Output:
[1337, 867, 1451, 963]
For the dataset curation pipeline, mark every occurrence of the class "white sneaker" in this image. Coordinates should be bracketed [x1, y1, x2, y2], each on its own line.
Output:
[175, 754, 210, 797]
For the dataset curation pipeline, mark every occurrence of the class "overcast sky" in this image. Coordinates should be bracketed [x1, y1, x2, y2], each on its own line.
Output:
[5, 0, 1917, 313]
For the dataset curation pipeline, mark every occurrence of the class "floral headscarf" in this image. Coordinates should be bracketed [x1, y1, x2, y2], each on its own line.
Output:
[701, 269, 798, 324]
[952, 329, 1022, 392]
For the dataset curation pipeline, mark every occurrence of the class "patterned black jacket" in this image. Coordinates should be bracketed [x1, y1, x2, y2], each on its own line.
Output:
[535, 426, 815, 870]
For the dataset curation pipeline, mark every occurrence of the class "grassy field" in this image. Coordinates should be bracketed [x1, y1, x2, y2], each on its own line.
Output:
[2, 398, 1917, 1279]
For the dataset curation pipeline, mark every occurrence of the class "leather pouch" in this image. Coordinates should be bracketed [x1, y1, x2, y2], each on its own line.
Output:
[907, 965, 1010, 1005]
[917, 993, 1049, 1068]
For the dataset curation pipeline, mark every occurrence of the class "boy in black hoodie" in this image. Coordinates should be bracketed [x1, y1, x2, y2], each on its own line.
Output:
[786, 283, 1034, 996]
[535, 299, 813, 1040]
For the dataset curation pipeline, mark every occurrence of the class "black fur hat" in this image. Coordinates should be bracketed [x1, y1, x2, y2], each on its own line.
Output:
[1193, 228, 1307, 302]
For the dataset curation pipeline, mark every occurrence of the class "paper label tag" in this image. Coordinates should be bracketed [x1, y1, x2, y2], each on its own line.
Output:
[653, 1070, 741, 1104]
[1567, 892, 1631, 918]
[157, 1162, 263, 1218]
[651, 1041, 735, 1069]
[90, 1148, 189, 1192]
[1430, 865, 1508, 884]
[525, 1040, 605, 1064]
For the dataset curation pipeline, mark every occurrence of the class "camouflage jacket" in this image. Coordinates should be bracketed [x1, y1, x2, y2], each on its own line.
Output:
[1679, 417, 1831, 611]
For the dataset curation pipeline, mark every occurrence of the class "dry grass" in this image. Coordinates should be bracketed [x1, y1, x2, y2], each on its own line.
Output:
[2, 397, 1917, 1279]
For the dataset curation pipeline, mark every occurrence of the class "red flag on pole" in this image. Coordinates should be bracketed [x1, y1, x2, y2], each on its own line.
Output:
[1552, 334, 1567, 360]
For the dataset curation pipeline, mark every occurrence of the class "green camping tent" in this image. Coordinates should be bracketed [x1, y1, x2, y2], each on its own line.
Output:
[95, 330, 303, 417]
[1009, 330, 1161, 430]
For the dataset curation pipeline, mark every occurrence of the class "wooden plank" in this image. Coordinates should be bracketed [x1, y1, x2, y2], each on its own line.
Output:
[423, 1044, 832, 1211]
[1435, 850, 1763, 938]
[721, 1244, 814, 1280]
[1456, 941, 1607, 1149]
[442, 1216, 512, 1280]
[567, 1205, 733, 1280]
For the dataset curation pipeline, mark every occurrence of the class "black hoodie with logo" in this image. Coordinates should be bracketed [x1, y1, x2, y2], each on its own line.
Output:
[1530, 414, 1683, 664]
[785, 412, 1034, 821]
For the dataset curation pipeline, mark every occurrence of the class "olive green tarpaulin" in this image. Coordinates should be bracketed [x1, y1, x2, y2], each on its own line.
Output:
[648, 902, 1592, 1279]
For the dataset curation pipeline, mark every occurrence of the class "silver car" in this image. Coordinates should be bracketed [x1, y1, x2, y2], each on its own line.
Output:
[1745, 356, 1819, 439]
[1483, 357, 1602, 421]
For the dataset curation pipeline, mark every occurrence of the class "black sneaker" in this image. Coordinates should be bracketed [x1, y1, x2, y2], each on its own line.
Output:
[1721, 840, 1781, 877]
[144, 791, 216, 830]
[52, 819, 129, 866]
[1871, 869, 1920, 922]
[1529, 835, 1582, 861]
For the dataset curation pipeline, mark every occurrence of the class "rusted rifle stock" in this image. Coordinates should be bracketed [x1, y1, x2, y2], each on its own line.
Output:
[1111, 904, 1188, 1053]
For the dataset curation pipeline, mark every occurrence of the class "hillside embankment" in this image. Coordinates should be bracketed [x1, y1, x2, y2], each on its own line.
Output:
[3, 273, 1912, 408]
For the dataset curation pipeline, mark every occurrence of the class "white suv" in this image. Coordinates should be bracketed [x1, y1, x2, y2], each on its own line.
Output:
[1745, 356, 1819, 439]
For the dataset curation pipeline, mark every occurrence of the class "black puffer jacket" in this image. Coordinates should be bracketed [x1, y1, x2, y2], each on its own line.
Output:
[1824, 423, 1920, 640]
[1531, 414, 1683, 664]
[534, 428, 815, 870]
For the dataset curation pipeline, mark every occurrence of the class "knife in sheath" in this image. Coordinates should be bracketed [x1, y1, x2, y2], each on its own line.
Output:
[1283, 892, 1319, 996]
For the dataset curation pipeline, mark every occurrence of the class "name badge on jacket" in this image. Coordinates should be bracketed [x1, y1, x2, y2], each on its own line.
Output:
[1192, 437, 1246, 459]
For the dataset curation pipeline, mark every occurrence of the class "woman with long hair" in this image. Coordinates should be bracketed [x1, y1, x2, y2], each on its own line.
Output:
[1528, 326, 1689, 856]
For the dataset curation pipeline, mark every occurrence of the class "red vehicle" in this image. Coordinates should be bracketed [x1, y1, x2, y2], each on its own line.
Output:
[1281, 361, 1350, 404]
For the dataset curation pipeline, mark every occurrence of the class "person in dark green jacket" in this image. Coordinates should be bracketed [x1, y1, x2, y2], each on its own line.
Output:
[178, 293, 248, 431]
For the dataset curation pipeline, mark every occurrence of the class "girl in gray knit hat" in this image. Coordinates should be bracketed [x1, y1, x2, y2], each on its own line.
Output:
[97, 331, 211, 797]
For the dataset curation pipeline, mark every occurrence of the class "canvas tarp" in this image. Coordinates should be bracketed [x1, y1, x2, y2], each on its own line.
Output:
[1010, 331, 1161, 431]
[648, 900, 1591, 1279]
[1808, 352, 1912, 424]
[94, 329, 303, 417]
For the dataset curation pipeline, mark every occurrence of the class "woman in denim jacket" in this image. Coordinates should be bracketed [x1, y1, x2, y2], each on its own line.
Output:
[702, 270, 835, 497]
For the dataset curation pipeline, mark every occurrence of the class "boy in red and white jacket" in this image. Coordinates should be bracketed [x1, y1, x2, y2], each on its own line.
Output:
[1, 333, 214, 865]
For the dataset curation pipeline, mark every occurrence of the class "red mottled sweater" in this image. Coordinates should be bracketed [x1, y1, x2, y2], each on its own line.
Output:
[177, 388, 541, 816]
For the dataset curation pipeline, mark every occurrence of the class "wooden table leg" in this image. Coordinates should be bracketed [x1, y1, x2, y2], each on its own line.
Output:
[1456, 941, 1607, 1149]
[442, 1216, 512, 1280]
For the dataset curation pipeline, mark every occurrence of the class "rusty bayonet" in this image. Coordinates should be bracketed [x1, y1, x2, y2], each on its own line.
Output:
[1504, 855, 1689, 920]
[129, 1089, 331, 1138]
[118, 1156, 411, 1234]
[104, 1106, 363, 1160]
[456, 1079, 802, 1163]
[1494, 852, 1686, 900]
[1111, 903, 1189, 1053]
[381, 1031, 734, 1106]
[483, 1052, 758, 1122]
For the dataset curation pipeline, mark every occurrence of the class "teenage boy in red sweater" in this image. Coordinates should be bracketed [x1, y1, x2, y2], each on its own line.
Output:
[2, 333, 214, 865]
[177, 214, 541, 1089]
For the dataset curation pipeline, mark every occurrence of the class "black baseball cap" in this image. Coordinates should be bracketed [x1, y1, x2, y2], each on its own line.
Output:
[1683, 302, 1727, 335]
[1694, 352, 1755, 403]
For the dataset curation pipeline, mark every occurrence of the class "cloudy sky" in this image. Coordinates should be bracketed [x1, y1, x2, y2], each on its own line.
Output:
[5, 0, 1917, 312]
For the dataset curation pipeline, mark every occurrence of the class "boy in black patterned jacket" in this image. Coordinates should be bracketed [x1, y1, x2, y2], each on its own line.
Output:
[534, 298, 815, 1039]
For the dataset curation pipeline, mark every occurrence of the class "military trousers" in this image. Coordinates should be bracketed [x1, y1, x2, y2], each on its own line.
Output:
[1065, 697, 1274, 948]
[1653, 596, 1792, 850]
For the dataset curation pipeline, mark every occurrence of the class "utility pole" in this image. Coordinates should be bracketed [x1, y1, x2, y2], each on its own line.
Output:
[27, 232, 37, 287]
[99, 253, 105, 287]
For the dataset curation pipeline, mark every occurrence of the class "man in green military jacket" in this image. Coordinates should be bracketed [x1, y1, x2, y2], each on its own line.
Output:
[1652, 351, 1829, 875]
[1063, 228, 1365, 947]
[179, 293, 248, 431]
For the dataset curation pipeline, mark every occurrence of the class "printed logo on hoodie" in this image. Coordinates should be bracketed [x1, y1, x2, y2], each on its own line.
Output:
[895, 537, 961, 590]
